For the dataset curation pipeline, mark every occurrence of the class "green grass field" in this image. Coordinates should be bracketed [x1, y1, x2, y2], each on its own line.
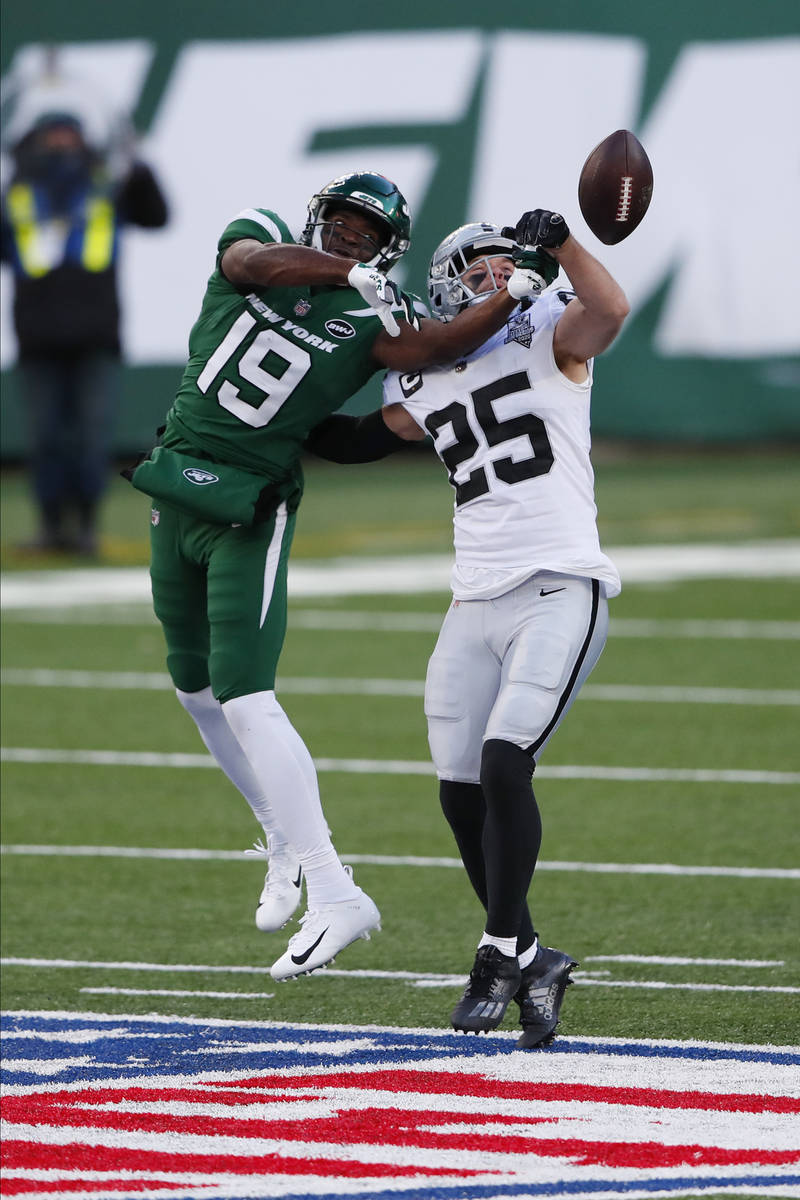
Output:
[1, 447, 799, 1050]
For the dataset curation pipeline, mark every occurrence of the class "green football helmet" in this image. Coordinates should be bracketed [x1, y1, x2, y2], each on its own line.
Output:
[301, 170, 411, 270]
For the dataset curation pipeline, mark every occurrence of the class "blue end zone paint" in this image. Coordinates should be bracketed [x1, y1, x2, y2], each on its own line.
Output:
[273, 1179, 800, 1200]
[3, 1011, 798, 1086]
[154, 1177, 800, 1200]
[559, 1037, 800, 1067]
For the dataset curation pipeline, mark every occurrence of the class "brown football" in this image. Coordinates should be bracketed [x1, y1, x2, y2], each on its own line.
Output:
[578, 129, 653, 245]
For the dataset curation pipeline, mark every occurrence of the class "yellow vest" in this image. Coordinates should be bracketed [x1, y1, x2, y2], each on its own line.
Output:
[5, 182, 115, 277]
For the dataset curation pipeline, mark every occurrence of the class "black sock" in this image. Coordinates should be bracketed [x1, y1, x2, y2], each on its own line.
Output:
[480, 738, 542, 942]
[440, 780, 488, 908]
[440, 773, 537, 954]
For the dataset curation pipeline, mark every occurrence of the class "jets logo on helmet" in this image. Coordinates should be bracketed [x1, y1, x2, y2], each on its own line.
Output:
[428, 222, 517, 321]
[301, 170, 411, 271]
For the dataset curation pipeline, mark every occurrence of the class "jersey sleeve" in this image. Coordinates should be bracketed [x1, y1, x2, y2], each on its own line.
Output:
[381, 369, 428, 432]
[534, 287, 575, 332]
[216, 207, 295, 261]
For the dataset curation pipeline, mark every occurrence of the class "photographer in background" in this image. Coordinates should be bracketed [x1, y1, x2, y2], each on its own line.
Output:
[1, 104, 168, 555]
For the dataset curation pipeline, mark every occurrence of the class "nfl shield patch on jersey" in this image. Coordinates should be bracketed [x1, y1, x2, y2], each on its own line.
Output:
[504, 311, 534, 348]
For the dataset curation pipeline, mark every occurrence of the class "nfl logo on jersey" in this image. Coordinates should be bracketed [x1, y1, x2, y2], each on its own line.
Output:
[294, 299, 312, 317]
[505, 311, 533, 348]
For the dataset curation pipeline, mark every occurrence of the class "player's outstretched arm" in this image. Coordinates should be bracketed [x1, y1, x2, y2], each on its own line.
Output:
[371, 286, 520, 371]
[221, 238, 529, 369]
[304, 403, 424, 464]
[548, 236, 630, 369]
[509, 208, 629, 371]
[221, 239, 355, 288]
[222, 242, 413, 337]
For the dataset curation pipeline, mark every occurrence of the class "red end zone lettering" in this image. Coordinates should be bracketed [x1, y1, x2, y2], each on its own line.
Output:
[2, 1012, 798, 1198]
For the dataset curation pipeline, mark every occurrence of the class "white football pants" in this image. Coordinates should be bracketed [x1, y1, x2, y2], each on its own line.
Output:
[425, 572, 608, 782]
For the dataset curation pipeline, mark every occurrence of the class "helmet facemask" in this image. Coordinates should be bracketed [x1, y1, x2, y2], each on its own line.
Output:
[301, 171, 411, 272]
[308, 201, 394, 268]
[428, 223, 517, 321]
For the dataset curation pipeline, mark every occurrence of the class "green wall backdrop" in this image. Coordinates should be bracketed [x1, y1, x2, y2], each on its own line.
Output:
[2, 0, 798, 456]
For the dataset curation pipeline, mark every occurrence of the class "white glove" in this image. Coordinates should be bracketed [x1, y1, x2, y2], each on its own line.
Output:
[506, 266, 549, 301]
[347, 263, 402, 336]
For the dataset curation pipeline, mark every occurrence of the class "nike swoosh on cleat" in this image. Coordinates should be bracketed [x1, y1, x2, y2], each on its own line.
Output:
[291, 927, 329, 965]
[540, 587, 565, 596]
[292, 868, 303, 889]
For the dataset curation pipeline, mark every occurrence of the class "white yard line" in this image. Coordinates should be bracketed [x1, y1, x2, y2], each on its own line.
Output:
[582, 954, 785, 967]
[81, 987, 274, 1000]
[565, 979, 800, 995]
[3, 746, 798, 785]
[3, 667, 799, 707]
[292, 611, 800, 640]
[581, 684, 800, 706]
[77, 979, 800, 999]
[1, 844, 797, 880]
[5, 605, 800, 640]
[608, 617, 800, 641]
[1, 541, 799, 611]
[2, 957, 796, 995]
[1, 957, 795, 999]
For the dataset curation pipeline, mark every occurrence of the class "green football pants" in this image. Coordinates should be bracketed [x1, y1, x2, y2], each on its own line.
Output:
[149, 499, 296, 703]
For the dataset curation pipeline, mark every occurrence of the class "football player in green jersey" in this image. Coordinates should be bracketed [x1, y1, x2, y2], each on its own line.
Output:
[137, 170, 543, 982]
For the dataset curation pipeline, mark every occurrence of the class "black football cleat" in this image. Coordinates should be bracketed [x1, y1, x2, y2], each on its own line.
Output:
[514, 945, 578, 1049]
[451, 945, 521, 1033]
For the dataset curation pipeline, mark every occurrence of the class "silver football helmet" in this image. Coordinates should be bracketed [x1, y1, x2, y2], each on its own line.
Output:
[427, 222, 517, 321]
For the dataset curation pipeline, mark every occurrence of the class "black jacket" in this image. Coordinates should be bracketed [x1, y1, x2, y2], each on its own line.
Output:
[1, 160, 168, 359]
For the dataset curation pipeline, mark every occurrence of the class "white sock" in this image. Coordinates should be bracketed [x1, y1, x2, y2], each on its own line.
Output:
[222, 690, 358, 906]
[478, 932, 518, 958]
[518, 938, 539, 970]
[176, 687, 290, 854]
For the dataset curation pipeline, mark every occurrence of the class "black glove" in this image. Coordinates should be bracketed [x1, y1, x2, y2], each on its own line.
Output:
[502, 209, 570, 250]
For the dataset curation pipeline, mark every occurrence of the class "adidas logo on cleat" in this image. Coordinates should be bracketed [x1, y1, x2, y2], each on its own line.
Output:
[527, 983, 559, 1020]
[467, 1000, 505, 1023]
[450, 946, 521, 1034]
[514, 945, 578, 1049]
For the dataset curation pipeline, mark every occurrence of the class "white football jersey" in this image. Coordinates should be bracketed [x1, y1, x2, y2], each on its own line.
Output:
[382, 290, 621, 599]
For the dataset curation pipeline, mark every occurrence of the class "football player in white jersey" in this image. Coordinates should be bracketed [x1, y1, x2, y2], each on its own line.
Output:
[305, 208, 628, 1045]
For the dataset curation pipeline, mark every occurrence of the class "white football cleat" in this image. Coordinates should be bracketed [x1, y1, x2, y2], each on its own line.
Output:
[270, 888, 381, 981]
[245, 838, 304, 932]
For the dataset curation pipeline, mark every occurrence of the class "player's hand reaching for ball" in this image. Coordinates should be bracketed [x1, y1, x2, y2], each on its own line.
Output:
[502, 210, 570, 251]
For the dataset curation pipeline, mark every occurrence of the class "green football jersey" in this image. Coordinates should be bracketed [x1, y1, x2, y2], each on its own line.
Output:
[164, 207, 390, 480]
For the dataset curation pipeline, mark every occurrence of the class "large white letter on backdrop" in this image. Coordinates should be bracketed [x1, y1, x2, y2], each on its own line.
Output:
[125, 33, 484, 362]
[472, 33, 800, 358]
[633, 38, 800, 357]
